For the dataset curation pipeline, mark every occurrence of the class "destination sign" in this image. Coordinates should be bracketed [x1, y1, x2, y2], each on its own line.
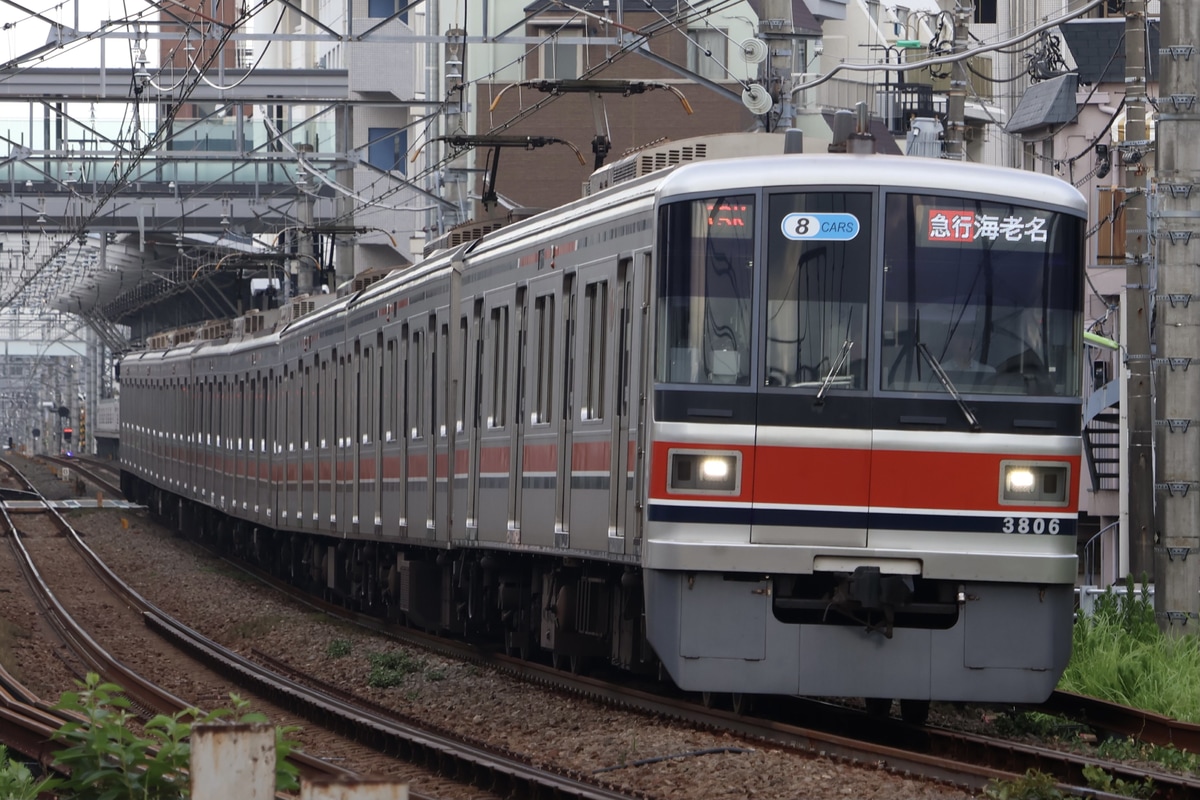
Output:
[780, 212, 860, 241]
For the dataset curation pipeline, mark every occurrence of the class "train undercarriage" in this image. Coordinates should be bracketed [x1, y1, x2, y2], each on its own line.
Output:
[126, 475, 659, 679]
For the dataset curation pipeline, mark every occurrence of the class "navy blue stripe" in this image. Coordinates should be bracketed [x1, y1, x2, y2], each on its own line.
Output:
[648, 504, 1076, 536]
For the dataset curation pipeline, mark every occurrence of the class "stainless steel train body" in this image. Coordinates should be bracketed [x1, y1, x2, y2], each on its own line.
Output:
[121, 146, 1087, 706]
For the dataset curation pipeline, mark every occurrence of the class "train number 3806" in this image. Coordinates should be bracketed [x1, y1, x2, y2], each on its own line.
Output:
[1001, 517, 1062, 534]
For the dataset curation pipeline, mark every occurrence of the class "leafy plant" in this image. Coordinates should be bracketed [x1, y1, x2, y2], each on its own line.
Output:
[0, 745, 59, 800]
[983, 769, 1083, 800]
[1096, 736, 1200, 774]
[1080, 764, 1154, 799]
[52, 673, 301, 797]
[368, 650, 425, 688]
[326, 638, 352, 658]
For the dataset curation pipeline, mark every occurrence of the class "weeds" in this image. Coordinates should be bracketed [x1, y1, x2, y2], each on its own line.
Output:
[50, 673, 300, 797]
[368, 650, 426, 688]
[326, 638, 352, 658]
[1062, 574, 1200, 723]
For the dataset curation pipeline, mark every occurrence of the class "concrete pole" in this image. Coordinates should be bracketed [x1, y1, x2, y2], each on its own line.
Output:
[943, 1, 972, 161]
[1123, 0, 1156, 581]
[1152, 0, 1200, 632]
[335, 105, 355, 289]
[295, 187, 315, 297]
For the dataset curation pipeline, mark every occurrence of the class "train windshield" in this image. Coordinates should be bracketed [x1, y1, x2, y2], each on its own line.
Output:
[880, 193, 1082, 397]
[655, 195, 755, 385]
[764, 191, 873, 388]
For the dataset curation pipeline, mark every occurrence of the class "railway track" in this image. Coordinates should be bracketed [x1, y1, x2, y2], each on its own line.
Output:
[208, 544, 1200, 799]
[38, 455, 122, 499]
[19, 453, 1200, 798]
[0, 457, 660, 800]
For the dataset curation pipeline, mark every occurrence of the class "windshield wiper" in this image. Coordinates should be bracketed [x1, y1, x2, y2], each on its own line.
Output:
[815, 340, 854, 404]
[916, 342, 981, 432]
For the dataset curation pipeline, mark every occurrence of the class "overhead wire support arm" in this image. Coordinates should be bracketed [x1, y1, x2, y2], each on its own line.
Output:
[412, 135, 587, 209]
[489, 79, 694, 113]
[489, 80, 693, 169]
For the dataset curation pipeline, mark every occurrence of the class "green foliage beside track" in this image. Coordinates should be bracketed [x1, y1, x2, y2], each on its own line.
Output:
[0, 673, 302, 799]
[1059, 575, 1200, 723]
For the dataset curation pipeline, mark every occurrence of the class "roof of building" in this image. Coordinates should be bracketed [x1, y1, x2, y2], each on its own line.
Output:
[1059, 18, 1159, 84]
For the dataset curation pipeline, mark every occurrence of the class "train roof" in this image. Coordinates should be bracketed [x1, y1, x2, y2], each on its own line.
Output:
[655, 153, 1088, 213]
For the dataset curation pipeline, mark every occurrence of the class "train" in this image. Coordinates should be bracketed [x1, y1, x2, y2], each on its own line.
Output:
[119, 131, 1087, 723]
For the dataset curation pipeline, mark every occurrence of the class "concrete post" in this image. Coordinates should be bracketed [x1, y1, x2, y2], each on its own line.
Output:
[1124, 0, 1156, 581]
[1153, 0, 1200, 633]
[190, 723, 276, 800]
[943, 1, 971, 161]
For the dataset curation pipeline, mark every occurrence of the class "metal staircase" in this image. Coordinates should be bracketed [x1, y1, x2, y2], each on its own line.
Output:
[1082, 378, 1121, 491]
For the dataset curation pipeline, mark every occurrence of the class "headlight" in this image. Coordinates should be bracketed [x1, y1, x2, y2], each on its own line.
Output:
[1000, 461, 1069, 505]
[669, 450, 740, 494]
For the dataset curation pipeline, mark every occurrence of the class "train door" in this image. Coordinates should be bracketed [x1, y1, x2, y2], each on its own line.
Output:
[432, 309, 452, 541]
[465, 301, 484, 540]
[475, 288, 517, 544]
[352, 342, 368, 534]
[204, 378, 214, 504]
[521, 274, 564, 549]
[512, 288, 529, 543]
[405, 320, 430, 540]
[291, 363, 305, 528]
[306, 356, 321, 529]
[361, 333, 383, 534]
[379, 333, 401, 535]
[452, 312, 470, 541]
[608, 256, 641, 554]
[567, 267, 618, 552]
[552, 276, 576, 547]
[397, 326, 410, 536]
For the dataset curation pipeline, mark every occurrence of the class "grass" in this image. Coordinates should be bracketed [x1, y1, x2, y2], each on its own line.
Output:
[1059, 576, 1200, 723]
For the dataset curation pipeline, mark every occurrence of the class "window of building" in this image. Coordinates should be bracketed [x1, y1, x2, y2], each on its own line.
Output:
[687, 28, 729, 81]
[367, 0, 408, 23]
[534, 27, 582, 79]
[974, 0, 997, 24]
[367, 127, 407, 173]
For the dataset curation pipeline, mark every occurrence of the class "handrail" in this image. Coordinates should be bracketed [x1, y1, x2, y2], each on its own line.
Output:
[1081, 519, 1120, 587]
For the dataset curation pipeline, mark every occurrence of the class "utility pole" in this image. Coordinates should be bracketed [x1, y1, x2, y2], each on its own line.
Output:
[943, 1, 972, 160]
[1153, 0, 1200, 632]
[1124, 0, 1156, 582]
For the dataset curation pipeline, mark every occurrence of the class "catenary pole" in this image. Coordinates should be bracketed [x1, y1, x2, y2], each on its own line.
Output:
[943, 1, 971, 161]
[1124, 0, 1156, 582]
[1153, 0, 1200, 632]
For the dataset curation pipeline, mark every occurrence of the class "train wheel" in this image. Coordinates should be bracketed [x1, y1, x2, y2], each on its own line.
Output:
[900, 699, 930, 726]
[864, 697, 892, 718]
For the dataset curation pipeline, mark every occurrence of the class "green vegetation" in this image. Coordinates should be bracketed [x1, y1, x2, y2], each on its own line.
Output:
[326, 638, 352, 658]
[38, 672, 300, 798]
[983, 767, 1153, 800]
[0, 745, 58, 800]
[1095, 735, 1200, 773]
[367, 649, 426, 687]
[1059, 575, 1200, 723]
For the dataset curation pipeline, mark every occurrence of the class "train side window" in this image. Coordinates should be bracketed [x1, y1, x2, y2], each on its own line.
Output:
[655, 196, 754, 385]
[582, 281, 607, 420]
[532, 294, 555, 425]
[488, 306, 509, 429]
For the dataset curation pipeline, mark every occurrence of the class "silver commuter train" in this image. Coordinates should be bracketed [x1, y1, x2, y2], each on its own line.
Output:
[120, 133, 1087, 719]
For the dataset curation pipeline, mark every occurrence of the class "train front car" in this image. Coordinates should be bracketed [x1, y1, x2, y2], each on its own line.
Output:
[642, 155, 1086, 715]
